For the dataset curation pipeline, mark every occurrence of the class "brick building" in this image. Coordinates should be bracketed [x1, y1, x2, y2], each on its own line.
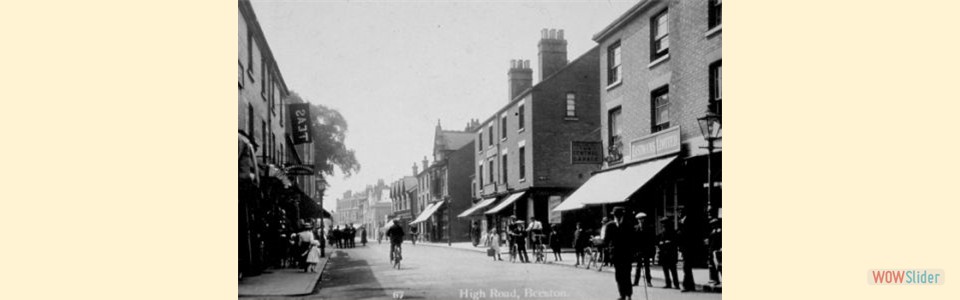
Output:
[388, 173, 419, 232]
[411, 121, 477, 243]
[457, 29, 603, 242]
[553, 0, 722, 268]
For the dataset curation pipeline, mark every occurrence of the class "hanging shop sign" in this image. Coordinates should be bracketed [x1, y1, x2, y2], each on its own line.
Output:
[289, 103, 313, 145]
[285, 164, 315, 176]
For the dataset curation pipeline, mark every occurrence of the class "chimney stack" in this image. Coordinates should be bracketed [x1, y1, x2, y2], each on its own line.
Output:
[412, 163, 419, 176]
[508, 59, 532, 102]
[538, 28, 568, 82]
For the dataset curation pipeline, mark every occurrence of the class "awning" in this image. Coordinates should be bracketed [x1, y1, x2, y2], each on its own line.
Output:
[553, 155, 677, 212]
[296, 188, 332, 219]
[457, 197, 498, 218]
[485, 191, 528, 215]
[410, 201, 444, 224]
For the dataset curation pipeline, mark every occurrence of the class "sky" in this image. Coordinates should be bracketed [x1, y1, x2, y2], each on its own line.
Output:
[249, 0, 639, 211]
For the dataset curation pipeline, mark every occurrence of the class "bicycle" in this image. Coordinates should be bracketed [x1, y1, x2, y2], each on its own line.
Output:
[390, 242, 402, 269]
[530, 234, 546, 263]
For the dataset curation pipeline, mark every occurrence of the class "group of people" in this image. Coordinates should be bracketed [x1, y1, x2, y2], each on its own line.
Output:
[479, 208, 722, 300]
[602, 207, 722, 300]
[482, 217, 565, 263]
[327, 224, 366, 248]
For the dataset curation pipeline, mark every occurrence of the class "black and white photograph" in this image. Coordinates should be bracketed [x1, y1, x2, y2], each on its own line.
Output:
[238, 0, 721, 299]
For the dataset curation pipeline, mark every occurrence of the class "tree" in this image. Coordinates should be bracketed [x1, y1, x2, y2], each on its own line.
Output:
[286, 92, 360, 190]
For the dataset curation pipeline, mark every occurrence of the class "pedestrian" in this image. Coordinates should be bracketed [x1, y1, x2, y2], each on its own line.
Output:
[378, 229, 384, 245]
[678, 209, 705, 292]
[303, 240, 322, 273]
[601, 207, 637, 300]
[509, 220, 530, 263]
[296, 228, 314, 268]
[331, 226, 341, 248]
[549, 224, 562, 262]
[346, 224, 355, 248]
[658, 217, 680, 289]
[410, 226, 418, 245]
[633, 212, 655, 287]
[573, 222, 588, 267]
[708, 217, 722, 287]
[597, 216, 610, 267]
[486, 228, 502, 261]
[360, 226, 368, 246]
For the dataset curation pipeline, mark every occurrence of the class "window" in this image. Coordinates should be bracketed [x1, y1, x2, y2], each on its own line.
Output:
[709, 0, 722, 29]
[651, 10, 670, 60]
[261, 61, 268, 100]
[565, 93, 576, 117]
[501, 115, 507, 140]
[710, 60, 722, 115]
[518, 104, 525, 131]
[501, 153, 508, 184]
[608, 107, 622, 145]
[238, 60, 244, 88]
[479, 164, 484, 187]
[247, 32, 255, 81]
[652, 86, 670, 132]
[488, 159, 495, 184]
[261, 121, 267, 159]
[519, 146, 526, 181]
[477, 132, 483, 152]
[607, 41, 622, 85]
[488, 125, 493, 146]
[247, 104, 254, 138]
[279, 96, 284, 128]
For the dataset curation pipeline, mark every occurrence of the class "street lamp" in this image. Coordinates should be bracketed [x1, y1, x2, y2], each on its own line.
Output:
[698, 110, 722, 220]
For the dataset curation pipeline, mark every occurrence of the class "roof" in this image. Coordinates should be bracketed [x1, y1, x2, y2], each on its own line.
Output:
[475, 46, 600, 129]
[592, 0, 654, 42]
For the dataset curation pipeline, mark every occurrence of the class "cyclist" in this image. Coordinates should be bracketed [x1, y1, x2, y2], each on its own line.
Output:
[386, 219, 405, 265]
[527, 218, 545, 262]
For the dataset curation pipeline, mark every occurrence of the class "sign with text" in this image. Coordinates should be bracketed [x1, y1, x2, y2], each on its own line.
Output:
[548, 196, 563, 224]
[285, 164, 315, 176]
[571, 141, 603, 164]
[630, 126, 681, 162]
[289, 103, 313, 145]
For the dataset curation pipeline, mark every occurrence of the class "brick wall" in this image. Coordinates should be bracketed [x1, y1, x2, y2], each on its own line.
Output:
[596, 0, 721, 168]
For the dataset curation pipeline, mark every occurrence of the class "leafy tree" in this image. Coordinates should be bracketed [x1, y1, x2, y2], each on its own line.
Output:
[286, 92, 360, 191]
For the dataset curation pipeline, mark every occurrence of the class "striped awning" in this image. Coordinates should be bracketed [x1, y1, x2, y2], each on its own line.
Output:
[410, 201, 444, 224]
[485, 191, 527, 215]
[457, 197, 497, 218]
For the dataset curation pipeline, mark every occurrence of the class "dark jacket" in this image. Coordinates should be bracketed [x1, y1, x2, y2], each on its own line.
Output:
[573, 228, 589, 249]
[386, 225, 404, 244]
[658, 227, 678, 265]
[634, 224, 656, 259]
[602, 218, 637, 264]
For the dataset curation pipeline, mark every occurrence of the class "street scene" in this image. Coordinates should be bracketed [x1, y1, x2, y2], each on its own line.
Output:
[239, 0, 721, 299]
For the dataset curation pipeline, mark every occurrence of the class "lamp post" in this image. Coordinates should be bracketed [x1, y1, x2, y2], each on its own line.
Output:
[697, 110, 722, 220]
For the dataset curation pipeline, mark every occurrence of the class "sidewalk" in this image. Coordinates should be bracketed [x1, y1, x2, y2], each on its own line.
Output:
[238, 257, 330, 297]
[417, 241, 720, 292]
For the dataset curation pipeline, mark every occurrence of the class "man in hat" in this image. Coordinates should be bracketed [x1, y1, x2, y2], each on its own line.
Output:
[658, 216, 680, 289]
[602, 206, 637, 300]
[633, 212, 655, 287]
[708, 217, 722, 287]
[509, 219, 530, 263]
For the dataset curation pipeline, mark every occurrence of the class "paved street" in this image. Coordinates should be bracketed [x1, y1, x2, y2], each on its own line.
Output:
[289, 242, 720, 300]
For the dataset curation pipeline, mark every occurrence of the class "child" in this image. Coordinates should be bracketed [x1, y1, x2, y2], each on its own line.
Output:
[549, 224, 562, 262]
[487, 228, 502, 261]
[303, 240, 322, 273]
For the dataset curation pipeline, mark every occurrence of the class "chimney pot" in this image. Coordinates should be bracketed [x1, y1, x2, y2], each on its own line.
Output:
[558, 29, 564, 40]
[541, 28, 548, 39]
[549, 29, 556, 39]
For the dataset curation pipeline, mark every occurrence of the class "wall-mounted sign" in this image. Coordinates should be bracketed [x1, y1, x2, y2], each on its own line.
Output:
[630, 126, 681, 162]
[289, 103, 313, 145]
[548, 195, 562, 224]
[285, 164, 315, 176]
[571, 141, 603, 164]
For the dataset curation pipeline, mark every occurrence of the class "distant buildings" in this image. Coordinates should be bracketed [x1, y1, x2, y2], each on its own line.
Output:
[409, 121, 478, 243]
[333, 180, 391, 239]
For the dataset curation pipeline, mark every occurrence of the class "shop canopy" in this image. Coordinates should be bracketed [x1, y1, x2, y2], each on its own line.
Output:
[553, 155, 677, 212]
[295, 188, 332, 219]
[410, 201, 444, 224]
[457, 197, 498, 218]
[484, 191, 528, 215]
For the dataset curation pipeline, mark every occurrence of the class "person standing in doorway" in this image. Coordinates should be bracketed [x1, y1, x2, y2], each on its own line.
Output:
[658, 217, 680, 289]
